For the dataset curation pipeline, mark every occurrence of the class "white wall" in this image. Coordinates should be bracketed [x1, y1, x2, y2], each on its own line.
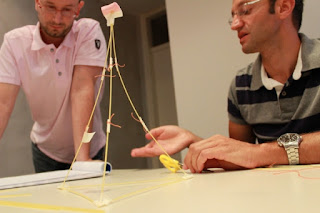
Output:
[165, 0, 320, 158]
[0, 0, 37, 177]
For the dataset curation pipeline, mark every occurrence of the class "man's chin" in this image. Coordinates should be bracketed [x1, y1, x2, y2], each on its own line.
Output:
[48, 32, 65, 38]
[241, 46, 257, 54]
[45, 28, 66, 38]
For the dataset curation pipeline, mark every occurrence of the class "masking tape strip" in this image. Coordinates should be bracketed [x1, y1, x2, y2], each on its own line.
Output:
[0, 194, 31, 199]
[139, 117, 149, 132]
[0, 200, 104, 213]
[107, 121, 111, 133]
[109, 57, 113, 69]
[82, 131, 96, 143]
[101, 68, 106, 81]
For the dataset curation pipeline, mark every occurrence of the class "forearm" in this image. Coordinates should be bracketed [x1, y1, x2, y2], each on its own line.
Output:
[299, 132, 320, 164]
[188, 131, 203, 145]
[0, 104, 12, 140]
[256, 142, 289, 167]
[255, 132, 320, 167]
[71, 82, 96, 161]
[0, 83, 19, 140]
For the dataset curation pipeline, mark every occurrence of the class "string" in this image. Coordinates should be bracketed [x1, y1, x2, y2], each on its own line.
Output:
[255, 165, 320, 180]
[107, 63, 125, 71]
[131, 113, 147, 133]
[272, 167, 320, 180]
[107, 113, 121, 128]
[95, 74, 116, 78]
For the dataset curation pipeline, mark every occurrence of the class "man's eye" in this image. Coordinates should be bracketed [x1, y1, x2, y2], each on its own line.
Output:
[63, 8, 72, 12]
[240, 8, 251, 16]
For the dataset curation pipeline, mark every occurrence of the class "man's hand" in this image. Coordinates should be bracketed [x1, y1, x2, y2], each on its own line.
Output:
[183, 135, 260, 173]
[131, 125, 202, 157]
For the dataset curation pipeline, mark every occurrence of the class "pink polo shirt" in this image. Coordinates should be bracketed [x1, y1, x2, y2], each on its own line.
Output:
[0, 18, 107, 163]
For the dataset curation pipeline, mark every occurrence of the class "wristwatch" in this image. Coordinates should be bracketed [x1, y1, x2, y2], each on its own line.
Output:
[277, 133, 302, 165]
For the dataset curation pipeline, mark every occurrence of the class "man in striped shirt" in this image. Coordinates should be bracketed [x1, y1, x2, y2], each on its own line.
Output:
[132, 0, 320, 173]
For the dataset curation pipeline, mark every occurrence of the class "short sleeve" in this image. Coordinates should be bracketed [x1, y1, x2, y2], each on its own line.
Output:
[74, 20, 107, 67]
[0, 33, 21, 85]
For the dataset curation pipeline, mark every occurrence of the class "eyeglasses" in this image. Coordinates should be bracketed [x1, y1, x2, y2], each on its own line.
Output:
[38, 1, 77, 18]
[228, 0, 262, 26]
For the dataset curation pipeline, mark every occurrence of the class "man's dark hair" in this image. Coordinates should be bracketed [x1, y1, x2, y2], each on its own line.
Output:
[269, 0, 304, 31]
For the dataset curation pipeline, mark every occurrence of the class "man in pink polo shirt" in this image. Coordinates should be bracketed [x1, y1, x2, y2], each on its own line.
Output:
[0, 0, 106, 172]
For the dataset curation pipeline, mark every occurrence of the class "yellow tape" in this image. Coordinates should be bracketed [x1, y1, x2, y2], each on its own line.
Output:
[0, 200, 104, 213]
[0, 194, 31, 199]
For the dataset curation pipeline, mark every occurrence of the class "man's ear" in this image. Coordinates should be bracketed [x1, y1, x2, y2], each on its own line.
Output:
[34, 0, 41, 12]
[75, 0, 85, 18]
[275, 0, 295, 20]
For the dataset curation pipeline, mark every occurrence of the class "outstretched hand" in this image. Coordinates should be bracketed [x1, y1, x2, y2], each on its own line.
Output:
[131, 125, 202, 157]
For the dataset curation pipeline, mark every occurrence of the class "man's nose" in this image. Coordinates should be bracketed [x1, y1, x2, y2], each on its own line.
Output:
[230, 16, 243, 30]
[52, 10, 64, 22]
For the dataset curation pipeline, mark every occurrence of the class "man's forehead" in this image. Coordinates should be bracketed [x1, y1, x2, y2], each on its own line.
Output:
[232, 0, 249, 8]
[43, 0, 78, 5]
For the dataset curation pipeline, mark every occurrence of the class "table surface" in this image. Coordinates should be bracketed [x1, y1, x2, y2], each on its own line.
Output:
[0, 165, 320, 213]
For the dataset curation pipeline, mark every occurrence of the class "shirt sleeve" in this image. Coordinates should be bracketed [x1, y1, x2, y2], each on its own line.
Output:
[227, 77, 247, 125]
[0, 33, 21, 85]
[74, 20, 107, 68]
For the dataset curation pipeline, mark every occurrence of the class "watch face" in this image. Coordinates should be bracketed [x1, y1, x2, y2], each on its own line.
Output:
[278, 133, 302, 147]
[290, 134, 299, 141]
[279, 134, 290, 143]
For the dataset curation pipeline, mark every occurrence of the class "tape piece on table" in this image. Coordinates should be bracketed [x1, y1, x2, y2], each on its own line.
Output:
[72, 161, 112, 174]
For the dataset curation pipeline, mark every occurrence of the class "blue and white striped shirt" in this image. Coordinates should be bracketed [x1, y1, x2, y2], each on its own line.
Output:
[228, 34, 320, 143]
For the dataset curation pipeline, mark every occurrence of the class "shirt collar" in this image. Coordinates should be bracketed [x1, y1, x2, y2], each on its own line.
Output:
[261, 47, 302, 90]
[31, 21, 76, 51]
[31, 22, 48, 51]
[251, 33, 318, 91]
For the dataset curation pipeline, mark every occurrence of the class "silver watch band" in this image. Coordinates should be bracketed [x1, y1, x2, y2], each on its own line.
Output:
[284, 146, 300, 165]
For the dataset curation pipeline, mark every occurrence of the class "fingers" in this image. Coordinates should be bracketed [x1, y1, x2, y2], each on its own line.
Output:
[184, 138, 222, 173]
[131, 148, 156, 157]
[131, 142, 163, 157]
[145, 126, 165, 140]
[183, 135, 253, 172]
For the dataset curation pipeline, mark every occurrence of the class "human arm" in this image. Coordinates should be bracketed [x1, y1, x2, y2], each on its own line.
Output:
[0, 83, 19, 140]
[70, 65, 101, 161]
[183, 120, 320, 173]
[131, 125, 202, 157]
